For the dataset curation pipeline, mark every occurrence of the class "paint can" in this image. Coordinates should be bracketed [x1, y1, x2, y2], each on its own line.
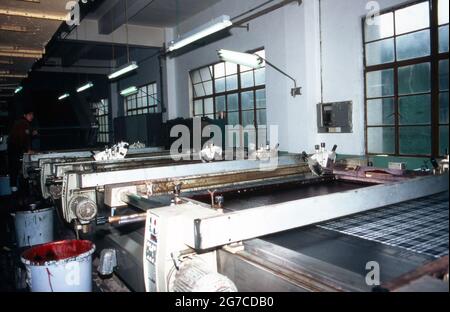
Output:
[12, 207, 54, 248]
[21, 240, 96, 292]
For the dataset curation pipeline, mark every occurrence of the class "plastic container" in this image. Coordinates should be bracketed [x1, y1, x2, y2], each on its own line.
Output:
[13, 208, 54, 248]
[0, 176, 11, 196]
[21, 240, 96, 292]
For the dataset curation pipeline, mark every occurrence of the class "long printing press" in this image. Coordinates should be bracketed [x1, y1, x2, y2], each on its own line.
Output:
[24, 143, 449, 292]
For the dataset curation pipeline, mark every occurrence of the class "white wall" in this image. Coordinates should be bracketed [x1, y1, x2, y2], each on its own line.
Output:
[164, 0, 411, 155]
[319, 0, 407, 155]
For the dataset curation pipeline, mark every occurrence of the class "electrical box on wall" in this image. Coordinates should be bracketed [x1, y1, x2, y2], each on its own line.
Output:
[317, 101, 352, 134]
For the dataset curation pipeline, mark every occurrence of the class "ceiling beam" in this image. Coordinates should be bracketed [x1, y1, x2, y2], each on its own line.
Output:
[0, 8, 67, 21]
[35, 66, 111, 75]
[0, 51, 41, 58]
[0, 59, 14, 65]
[0, 73, 28, 78]
[98, 0, 151, 35]
[0, 25, 29, 32]
[0, 46, 45, 54]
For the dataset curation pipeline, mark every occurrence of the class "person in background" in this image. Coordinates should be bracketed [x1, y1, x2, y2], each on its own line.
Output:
[7, 110, 38, 194]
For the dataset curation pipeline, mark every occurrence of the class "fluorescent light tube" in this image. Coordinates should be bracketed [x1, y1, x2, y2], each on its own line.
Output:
[120, 86, 138, 97]
[217, 49, 264, 69]
[167, 15, 232, 52]
[77, 81, 94, 93]
[108, 61, 139, 80]
[14, 86, 23, 94]
[58, 93, 70, 100]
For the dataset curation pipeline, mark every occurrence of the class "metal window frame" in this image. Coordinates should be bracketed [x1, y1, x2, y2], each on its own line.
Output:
[363, 0, 449, 157]
[125, 82, 159, 116]
[190, 48, 267, 147]
[93, 99, 110, 143]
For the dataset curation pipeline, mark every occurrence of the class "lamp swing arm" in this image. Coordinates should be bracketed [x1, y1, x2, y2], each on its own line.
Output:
[259, 56, 302, 96]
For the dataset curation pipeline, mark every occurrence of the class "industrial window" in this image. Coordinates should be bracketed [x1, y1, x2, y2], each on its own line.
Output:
[364, 0, 449, 157]
[125, 82, 159, 116]
[92, 99, 110, 143]
[190, 49, 267, 146]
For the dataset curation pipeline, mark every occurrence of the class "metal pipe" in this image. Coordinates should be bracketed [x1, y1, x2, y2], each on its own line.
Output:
[108, 213, 147, 225]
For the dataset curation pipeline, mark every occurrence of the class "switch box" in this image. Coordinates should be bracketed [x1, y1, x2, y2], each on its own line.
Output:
[317, 101, 353, 134]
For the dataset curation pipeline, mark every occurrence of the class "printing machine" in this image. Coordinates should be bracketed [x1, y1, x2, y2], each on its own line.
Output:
[40, 151, 190, 200]
[22, 146, 165, 181]
[87, 147, 449, 292]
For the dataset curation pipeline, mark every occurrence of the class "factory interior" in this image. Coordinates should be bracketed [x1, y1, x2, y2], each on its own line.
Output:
[0, 0, 449, 294]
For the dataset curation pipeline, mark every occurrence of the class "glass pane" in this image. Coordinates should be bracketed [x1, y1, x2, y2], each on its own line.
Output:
[241, 71, 254, 89]
[398, 62, 431, 95]
[439, 0, 449, 25]
[367, 98, 395, 125]
[194, 84, 205, 97]
[194, 100, 203, 115]
[242, 111, 255, 127]
[255, 89, 266, 109]
[225, 62, 238, 75]
[241, 91, 254, 110]
[257, 109, 267, 126]
[227, 93, 239, 111]
[215, 78, 226, 93]
[214, 63, 225, 78]
[137, 97, 142, 108]
[226, 75, 238, 91]
[440, 59, 449, 91]
[366, 69, 394, 98]
[399, 126, 431, 155]
[215, 96, 226, 113]
[367, 127, 395, 154]
[191, 70, 201, 84]
[204, 81, 213, 95]
[142, 95, 148, 107]
[396, 30, 430, 61]
[395, 2, 430, 35]
[440, 126, 449, 155]
[200, 67, 212, 81]
[204, 98, 214, 115]
[439, 25, 449, 53]
[364, 12, 394, 42]
[240, 60, 254, 72]
[399, 94, 431, 125]
[365, 38, 395, 66]
[228, 111, 239, 126]
[440, 92, 449, 124]
[254, 68, 266, 85]
[149, 96, 155, 107]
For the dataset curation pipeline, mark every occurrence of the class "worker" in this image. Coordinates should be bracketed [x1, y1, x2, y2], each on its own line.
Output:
[7, 109, 37, 194]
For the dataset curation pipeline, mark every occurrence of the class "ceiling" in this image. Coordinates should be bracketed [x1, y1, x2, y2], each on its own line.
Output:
[0, 0, 67, 97]
[90, 0, 221, 28]
[129, 0, 221, 27]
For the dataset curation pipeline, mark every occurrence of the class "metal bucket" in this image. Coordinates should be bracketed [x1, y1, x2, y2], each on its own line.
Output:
[13, 208, 54, 248]
[21, 240, 96, 292]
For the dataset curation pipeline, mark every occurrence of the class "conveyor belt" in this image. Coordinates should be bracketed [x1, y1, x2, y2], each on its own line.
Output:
[318, 192, 449, 259]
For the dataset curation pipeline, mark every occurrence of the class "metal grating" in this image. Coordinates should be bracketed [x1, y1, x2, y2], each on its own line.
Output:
[318, 192, 449, 259]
